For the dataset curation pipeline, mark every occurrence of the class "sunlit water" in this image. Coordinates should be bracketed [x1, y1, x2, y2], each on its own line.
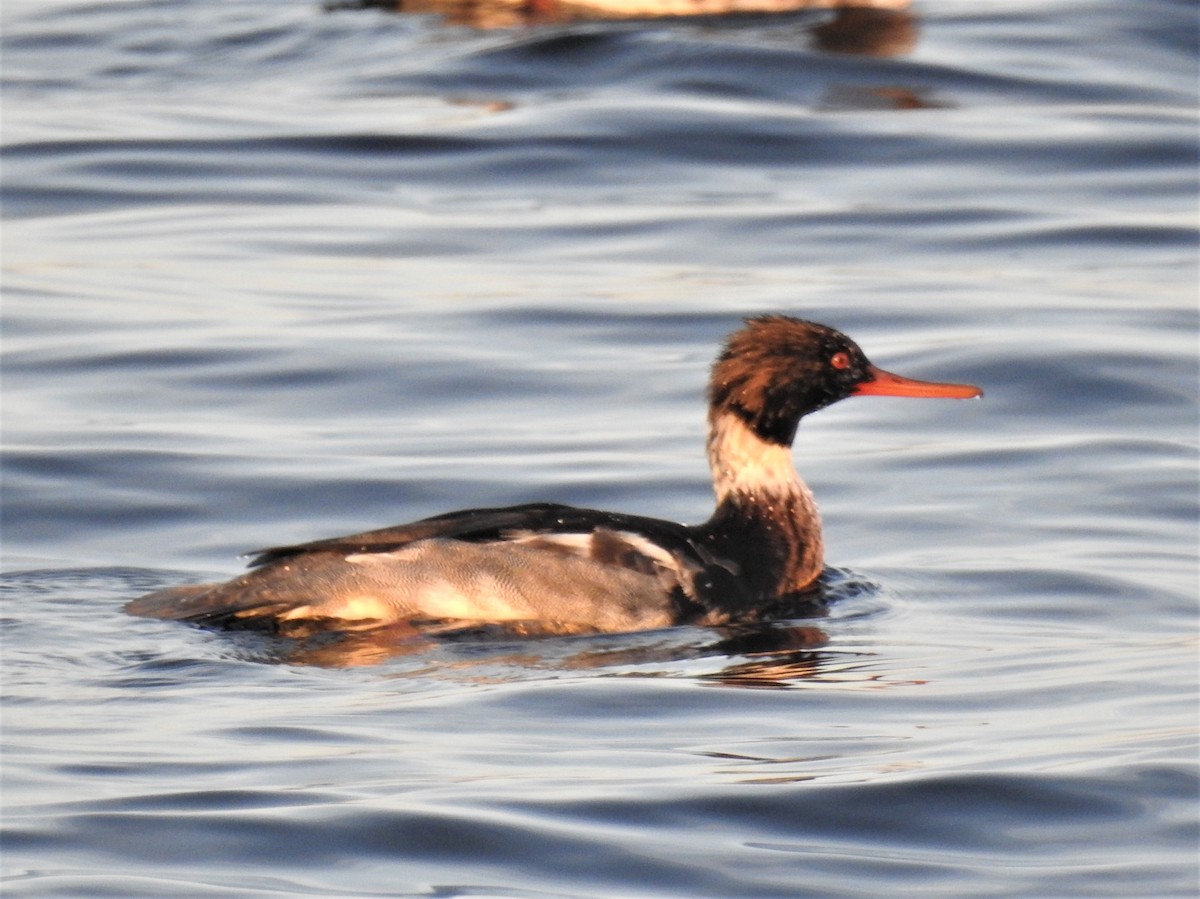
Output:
[3, 1, 1197, 896]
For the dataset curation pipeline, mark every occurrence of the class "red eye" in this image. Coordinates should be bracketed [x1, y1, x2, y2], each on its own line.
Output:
[830, 352, 851, 370]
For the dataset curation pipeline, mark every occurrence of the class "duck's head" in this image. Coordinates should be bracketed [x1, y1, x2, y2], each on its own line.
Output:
[709, 315, 982, 447]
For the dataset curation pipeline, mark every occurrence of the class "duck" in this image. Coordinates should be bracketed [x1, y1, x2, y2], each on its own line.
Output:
[126, 316, 981, 635]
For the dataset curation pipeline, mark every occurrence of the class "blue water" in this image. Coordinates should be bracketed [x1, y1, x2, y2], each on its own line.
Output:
[3, 0, 1197, 896]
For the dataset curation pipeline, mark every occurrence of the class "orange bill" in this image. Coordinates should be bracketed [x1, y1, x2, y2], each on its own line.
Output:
[853, 365, 983, 399]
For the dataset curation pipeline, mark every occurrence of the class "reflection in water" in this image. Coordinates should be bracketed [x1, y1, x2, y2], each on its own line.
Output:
[241, 569, 881, 689]
[809, 7, 916, 56]
[254, 617, 837, 682]
[819, 85, 946, 111]
[328, 0, 912, 50]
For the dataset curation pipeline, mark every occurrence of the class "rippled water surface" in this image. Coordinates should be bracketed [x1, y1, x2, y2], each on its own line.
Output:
[2, 0, 1197, 896]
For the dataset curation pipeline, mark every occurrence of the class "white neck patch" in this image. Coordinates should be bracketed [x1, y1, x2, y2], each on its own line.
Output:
[706, 412, 807, 505]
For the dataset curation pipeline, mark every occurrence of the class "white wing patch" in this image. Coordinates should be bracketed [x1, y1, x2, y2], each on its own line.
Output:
[242, 531, 695, 632]
[335, 537, 680, 630]
[504, 528, 687, 578]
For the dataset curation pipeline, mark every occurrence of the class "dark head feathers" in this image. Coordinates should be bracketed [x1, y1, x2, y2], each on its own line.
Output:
[707, 315, 874, 446]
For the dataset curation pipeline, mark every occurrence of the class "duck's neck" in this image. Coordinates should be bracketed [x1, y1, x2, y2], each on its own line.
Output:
[703, 411, 824, 595]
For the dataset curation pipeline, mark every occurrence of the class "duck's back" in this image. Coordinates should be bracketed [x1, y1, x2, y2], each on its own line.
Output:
[126, 503, 713, 633]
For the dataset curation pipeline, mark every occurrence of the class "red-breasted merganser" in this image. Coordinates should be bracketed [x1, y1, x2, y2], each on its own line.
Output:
[126, 316, 981, 635]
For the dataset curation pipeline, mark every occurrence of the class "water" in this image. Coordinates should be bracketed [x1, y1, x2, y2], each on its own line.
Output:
[2, 0, 1197, 896]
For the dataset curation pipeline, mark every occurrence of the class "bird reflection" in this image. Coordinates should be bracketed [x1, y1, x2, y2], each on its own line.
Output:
[249, 617, 834, 683]
[327, 0, 914, 58]
[235, 569, 879, 690]
[809, 7, 916, 57]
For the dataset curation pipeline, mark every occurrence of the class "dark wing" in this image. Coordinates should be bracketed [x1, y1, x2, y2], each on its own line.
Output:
[245, 502, 580, 567]
[248, 501, 716, 570]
